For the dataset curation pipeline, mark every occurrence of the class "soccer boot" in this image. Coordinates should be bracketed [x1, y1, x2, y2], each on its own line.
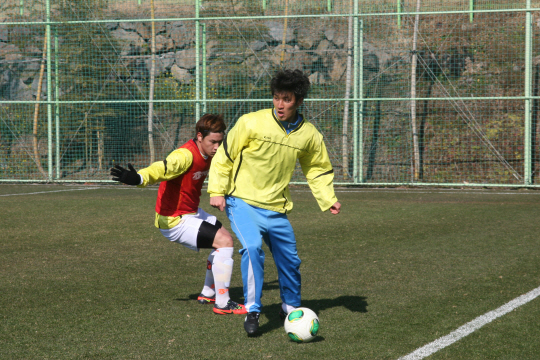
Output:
[244, 312, 260, 336]
[213, 300, 247, 315]
[197, 294, 216, 304]
[279, 307, 288, 320]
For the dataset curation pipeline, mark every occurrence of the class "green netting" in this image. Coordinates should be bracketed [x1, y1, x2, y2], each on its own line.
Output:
[1, 0, 539, 185]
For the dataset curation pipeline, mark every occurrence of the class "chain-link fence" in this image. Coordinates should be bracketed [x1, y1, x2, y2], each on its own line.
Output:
[1, 0, 540, 186]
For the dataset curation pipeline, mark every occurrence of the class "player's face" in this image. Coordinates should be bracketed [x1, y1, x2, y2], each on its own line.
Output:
[273, 91, 303, 123]
[197, 131, 224, 157]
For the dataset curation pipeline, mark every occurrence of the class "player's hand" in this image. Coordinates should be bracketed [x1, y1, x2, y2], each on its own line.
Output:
[110, 163, 140, 185]
[210, 196, 226, 212]
[329, 201, 341, 215]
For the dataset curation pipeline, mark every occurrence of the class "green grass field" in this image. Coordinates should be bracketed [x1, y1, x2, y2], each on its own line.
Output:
[1, 185, 539, 359]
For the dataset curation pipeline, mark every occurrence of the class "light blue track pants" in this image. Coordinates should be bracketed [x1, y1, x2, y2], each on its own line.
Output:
[226, 196, 301, 313]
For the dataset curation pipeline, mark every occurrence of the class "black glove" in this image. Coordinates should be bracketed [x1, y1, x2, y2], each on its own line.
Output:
[110, 163, 140, 186]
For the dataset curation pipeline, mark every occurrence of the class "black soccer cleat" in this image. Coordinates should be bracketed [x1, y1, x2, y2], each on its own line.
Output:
[244, 312, 260, 336]
[197, 294, 216, 304]
[213, 300, 247, 315]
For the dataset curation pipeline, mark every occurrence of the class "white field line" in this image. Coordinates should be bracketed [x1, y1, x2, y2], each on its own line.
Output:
[0, 186, 159, 197]
[314, 189, 540, 196]
[1, 186, 539, 197]
[398, 285, 540, 360]
[0, 187, 101, 197]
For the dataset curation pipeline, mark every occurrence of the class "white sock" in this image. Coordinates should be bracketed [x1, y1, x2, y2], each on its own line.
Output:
[282, 302, 297, 313]
[200, 252, 215, 297]
[212, 247, 234, 308]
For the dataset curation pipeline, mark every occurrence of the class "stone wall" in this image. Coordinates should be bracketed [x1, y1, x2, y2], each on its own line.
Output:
[0, 17, 409, 101]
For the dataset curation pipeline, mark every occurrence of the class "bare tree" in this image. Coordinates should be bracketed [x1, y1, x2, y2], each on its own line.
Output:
[32, 34, 48, 178]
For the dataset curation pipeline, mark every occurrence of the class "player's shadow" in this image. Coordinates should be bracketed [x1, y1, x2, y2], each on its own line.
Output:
[256, 295, 368, 337]
[177, 282, 367, 339]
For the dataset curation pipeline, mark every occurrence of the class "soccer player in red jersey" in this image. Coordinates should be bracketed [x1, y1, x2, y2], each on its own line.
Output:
[111, 114, 246, 315]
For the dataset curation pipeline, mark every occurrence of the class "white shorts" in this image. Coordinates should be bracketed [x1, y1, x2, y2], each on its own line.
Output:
[159, 208, 218, 252]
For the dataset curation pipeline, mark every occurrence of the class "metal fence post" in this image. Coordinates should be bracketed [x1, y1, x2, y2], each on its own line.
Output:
[202, 23, 207, 114]
[354, 3, 363, 184]
[195, 0, 200, 120]
[397, 0, 401, 28]
[55, 28, 60, 179]
[46, 0, 53, 181]
[525, 0, 533, 184]
[470, 0, 474, 23]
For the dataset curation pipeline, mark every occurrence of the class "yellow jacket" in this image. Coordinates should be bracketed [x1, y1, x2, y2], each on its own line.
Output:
[208, 108, 338, 213]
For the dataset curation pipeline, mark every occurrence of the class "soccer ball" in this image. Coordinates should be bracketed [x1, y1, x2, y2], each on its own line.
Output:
[283, 307, 319, 342]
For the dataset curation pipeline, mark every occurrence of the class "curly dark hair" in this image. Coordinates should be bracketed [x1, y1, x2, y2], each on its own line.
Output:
[196, 114, 226, 138]
[270, 69, 310, 101]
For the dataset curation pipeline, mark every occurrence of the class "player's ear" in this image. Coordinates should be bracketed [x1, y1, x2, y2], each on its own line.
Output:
[196, 132, 204, 142]
[295, 97, 304, 107]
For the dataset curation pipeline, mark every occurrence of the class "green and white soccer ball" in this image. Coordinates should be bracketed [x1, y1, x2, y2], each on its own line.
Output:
[284, 307, 319, 342]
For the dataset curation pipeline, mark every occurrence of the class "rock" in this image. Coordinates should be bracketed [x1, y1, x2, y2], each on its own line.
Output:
[169, 25, 195, 49]
[0, 44, 21, 59]
[31, 73, 48, 96]
[119, 22, 138, 31]
[363, 41, 392, 69]
[324, 29, 335, 41]
[290, 50, 315, 73]
[204, 40, 220, 59]
[296, 27, 322, 49]
[136, 22, 152, 40]
[331, 31, 347, 49]
[206, 60, 237, 86]
[159, 52, 176, 70]
[314, 39, 336, 68]
[269, 44, 295, 66]
[144, 57, 165, 78]
[24, 45, 42, 56]
[175, 48, 197, 69]
[249, 40, 267, 52]
[329, 52, 347, 82]
[110, 28, 145, 56]
[4, 53, 23, 62]
[20, 60, 41, 84]
[0, 25, 7, 42]
[154, 22, 166, 34]
[105, 22, 118, 30]
[166, 21, 184, 31]
[264, 21, 295, 43]
[0, 69, 32, 100]
[8, 26, 32, 42]
[242, 56, 272, 80]
[135, 21, 165, 36]
[363, 52, 379, 73]
[170, 64, 193, 84]
[309, 71, 326, 85]
[130, 59, 148, 80]
[144, 53, 176, 77]
[155, 34, 175, 53]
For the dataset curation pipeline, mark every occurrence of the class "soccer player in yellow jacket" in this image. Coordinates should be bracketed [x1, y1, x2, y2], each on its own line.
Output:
[208, 69, 341, 335]
[111, 114, 246, 315]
